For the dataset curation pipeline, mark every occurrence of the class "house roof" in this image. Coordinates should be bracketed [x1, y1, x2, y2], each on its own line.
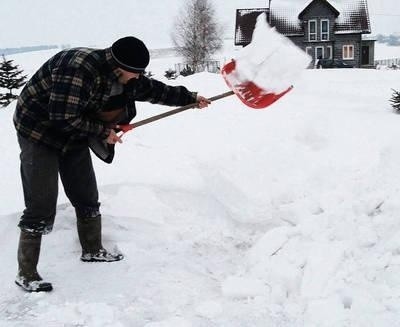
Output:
[299, 0, 340, 19]
[235, 8, 270, 47]
[234, 0, 371, 46]
[332, 0, 371, 34]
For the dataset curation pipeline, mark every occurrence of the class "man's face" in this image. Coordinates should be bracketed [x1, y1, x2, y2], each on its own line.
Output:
[116, 68, 141, 84]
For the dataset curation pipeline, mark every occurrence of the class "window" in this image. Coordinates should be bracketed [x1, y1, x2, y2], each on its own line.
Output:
[326, 46, 332, 59]
[343, 45, 354, 59]
[321, 19, 329, 41]
[308, 20, 317, 41]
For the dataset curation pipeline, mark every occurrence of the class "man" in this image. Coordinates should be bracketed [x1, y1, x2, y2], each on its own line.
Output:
[315, 55, 322, 69]
[13, 36, 210, 292]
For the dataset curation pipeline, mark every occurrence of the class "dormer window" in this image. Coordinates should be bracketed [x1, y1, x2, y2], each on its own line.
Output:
[308, 20, 317, 41]
[321, 19, 329, 40]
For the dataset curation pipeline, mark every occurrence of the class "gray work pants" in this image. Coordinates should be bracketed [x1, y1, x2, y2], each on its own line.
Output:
[17, 136, 100, 234]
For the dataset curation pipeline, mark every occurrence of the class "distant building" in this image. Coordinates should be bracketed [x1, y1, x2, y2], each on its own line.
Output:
[235, 0, 375, 68]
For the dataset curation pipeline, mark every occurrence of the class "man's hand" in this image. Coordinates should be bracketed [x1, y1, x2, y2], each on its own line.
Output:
[106, 129, 123, 144]
[197, 95, 211, 109]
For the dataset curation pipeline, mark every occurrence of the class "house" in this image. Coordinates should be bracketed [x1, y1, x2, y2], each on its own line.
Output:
[234, 0, 375, 68]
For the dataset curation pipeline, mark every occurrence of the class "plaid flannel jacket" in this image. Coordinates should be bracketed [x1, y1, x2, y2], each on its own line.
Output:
[14, 47, 197, 153]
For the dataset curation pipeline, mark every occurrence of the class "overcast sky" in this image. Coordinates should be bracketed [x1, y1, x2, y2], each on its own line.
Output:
[1, 0, 399, 49]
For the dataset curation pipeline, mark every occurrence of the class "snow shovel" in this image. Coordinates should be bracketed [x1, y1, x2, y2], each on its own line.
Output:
[117, 60, 292, 135]
[117, 13, 311, 134]
[220, 59, 293, 109]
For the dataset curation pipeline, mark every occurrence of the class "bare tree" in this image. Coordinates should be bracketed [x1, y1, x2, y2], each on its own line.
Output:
[171, 0, 223, 72]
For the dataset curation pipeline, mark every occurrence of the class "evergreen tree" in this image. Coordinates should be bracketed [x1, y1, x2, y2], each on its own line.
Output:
[390, 89, 400, 113]
[0, 55, 27, 107]
[171, 0, 223, 73]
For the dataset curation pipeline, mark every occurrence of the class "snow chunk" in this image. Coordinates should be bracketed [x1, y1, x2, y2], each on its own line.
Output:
[195, 300, 223, 319]
[221, 276, 267, 298]
[301, 242, 347, 298]
[248, 226, 298, 265]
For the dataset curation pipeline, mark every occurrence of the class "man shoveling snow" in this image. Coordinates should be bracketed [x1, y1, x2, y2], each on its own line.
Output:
[13, 36, 210, 292]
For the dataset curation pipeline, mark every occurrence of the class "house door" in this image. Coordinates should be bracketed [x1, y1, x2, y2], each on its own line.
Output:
[362, 46, 369, 65]
[315, 47, 324, 60]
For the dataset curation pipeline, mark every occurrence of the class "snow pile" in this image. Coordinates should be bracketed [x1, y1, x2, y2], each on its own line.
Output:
[1, 49, 400, 326]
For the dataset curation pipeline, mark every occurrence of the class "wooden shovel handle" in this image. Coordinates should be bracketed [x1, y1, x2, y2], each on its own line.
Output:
[119, 91, 234, 132]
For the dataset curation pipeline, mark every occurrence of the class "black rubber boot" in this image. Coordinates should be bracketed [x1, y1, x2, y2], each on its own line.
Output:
[77, 217, 123, 262]
[15, 231, 53, 292]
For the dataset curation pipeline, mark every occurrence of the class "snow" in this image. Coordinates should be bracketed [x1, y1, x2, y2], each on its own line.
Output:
[1, 43, 400, 326]
[233, 13, 311, 94]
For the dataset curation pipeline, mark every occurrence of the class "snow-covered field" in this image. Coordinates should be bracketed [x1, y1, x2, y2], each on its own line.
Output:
[1, 47, 400, 326]
[375, 42, 400, 61]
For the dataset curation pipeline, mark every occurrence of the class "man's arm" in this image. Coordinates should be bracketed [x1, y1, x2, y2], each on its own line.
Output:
[128, 75, 198, 107]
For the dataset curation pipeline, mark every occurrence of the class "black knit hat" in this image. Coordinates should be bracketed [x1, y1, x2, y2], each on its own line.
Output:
[111, 36, 150, 73]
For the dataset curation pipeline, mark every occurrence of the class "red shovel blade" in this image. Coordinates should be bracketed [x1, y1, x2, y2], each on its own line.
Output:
[221, 60, 293, 109]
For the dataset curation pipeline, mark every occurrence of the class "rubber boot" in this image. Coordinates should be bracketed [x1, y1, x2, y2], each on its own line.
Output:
[77, 217, 123, 262]
[15, 231, 53, 292]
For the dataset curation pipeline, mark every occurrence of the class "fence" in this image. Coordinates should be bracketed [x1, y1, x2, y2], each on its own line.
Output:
[174, 60, 221, 75]
[374, 58, 400, 68]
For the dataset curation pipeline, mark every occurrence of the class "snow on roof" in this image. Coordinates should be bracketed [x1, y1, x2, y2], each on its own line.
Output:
[331, 0, 371, 33]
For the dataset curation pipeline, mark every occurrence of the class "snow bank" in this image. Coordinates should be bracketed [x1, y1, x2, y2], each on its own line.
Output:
[1, 48, 400, 326]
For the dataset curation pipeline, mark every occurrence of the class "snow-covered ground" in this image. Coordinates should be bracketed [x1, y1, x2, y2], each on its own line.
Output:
[1, 46, 400, 326]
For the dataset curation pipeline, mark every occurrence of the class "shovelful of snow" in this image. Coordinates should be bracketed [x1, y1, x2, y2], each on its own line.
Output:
[230, 13, 311, 96]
